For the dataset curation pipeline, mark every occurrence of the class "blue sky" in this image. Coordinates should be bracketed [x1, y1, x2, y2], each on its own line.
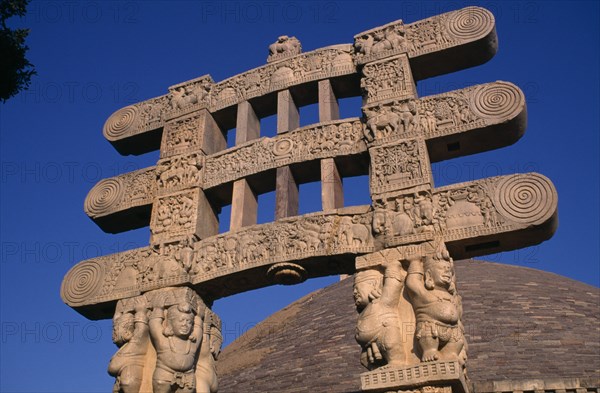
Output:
[1, 1, 598, 392]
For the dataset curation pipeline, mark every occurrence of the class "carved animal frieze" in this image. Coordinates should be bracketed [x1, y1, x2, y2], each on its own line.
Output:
[156, 153, 204, 195]
[65, 173, 557, 315]
[354, 7, 495, 66]
[203, 118, 365, 188]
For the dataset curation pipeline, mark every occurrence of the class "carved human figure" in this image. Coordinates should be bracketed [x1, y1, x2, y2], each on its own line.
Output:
[195, 310, 222, 393]
[397, 101, 417, 133]
[155, 201, 172, 233]
[413, 192, 434, 226]
[177, 195, 195, 227]
[405, 250, 464, 363]
[175, 237, 195, 273]
[372, 200, 389, 235]
[108, 297, 150, 393]
[392, 197, 415, 236]
[480, 197, 498, 228]
[149, 293, 203, 393]
[354, 260, 407, 370]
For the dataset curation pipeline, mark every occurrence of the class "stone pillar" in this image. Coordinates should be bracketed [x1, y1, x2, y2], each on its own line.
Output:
[230, 101, 259, 230]
[318, 79, 339, 121]
[318, 79, 344, 211]
[275, 90, 299, 219]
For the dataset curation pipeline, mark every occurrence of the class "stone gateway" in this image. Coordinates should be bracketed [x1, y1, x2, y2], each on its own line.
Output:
[62, 7, 560, 393]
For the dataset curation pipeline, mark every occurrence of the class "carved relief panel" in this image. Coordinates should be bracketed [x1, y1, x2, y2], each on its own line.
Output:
[150, 189, 218, 245]
[354, 20, 408, 65]
[369, 138, 432, 196]
[103, 95, 170, 142]
[203, 119, 366, 188]
[361, 54, 416, 105]
[156, 153, 204, 195]
[166, 75, 214, 121]
[160, 111, 224, 159]
[84, 168, 157, 219]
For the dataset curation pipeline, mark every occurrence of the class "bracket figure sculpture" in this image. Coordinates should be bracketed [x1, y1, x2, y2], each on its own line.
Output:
[108, 297, 150, 393]
[354, 260, 407, 369]
[62, 6, 557, 393]
[406, 247, 465, 365]
[149, 293, 203, 393]
[354, 241, 467, 372]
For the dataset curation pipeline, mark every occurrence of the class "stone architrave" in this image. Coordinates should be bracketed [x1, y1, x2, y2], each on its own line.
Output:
[62, 6, 557, 393]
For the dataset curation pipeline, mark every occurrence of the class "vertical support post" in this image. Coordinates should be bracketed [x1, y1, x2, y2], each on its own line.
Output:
[319, 80, 343, 211]
[318, 79, 339, 122]
[275, 90, 300, 219]
[230, 101, 259, 230]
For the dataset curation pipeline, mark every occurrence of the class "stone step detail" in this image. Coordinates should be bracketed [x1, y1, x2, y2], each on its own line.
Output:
[360, 360, 468, 393]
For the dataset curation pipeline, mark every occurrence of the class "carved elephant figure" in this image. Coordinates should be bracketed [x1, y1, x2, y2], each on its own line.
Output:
[339, 217, 371, 247]
[299, 221, 322, 251]
[372, 210, 388, 235]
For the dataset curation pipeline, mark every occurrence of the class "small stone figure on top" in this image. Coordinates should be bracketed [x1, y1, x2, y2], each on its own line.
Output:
[268, 35, 302, 62]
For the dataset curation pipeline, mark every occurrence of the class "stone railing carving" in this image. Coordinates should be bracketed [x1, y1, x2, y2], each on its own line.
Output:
[354, 7, 495, 65]
[102, 7, 497, 155]
[85, 81, 526, 232]
[63, 173, 556, 316]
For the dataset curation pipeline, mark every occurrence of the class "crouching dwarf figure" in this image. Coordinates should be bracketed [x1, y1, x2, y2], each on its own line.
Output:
[354, 258, 407, 369]
[405, 248, 465, 364]
[149, 292, 204, 393]
[108, 296, 150, 393]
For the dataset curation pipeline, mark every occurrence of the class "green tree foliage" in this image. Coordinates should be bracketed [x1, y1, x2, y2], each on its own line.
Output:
[1, 0, 35, 102]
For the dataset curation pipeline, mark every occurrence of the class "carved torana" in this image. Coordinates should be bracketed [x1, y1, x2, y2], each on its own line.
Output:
[62, 6, 557, 393]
